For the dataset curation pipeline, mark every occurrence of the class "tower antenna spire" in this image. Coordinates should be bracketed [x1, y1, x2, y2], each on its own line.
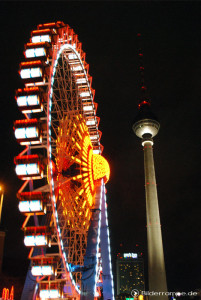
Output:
[137, 33, 150, 108]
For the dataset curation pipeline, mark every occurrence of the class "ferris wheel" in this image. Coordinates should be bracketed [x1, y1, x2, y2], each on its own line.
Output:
[14, 21, 114, 300]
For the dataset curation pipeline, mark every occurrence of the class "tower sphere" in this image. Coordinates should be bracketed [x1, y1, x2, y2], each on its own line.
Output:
[133, 118, 160, 138]
[132, 103, 160, 138]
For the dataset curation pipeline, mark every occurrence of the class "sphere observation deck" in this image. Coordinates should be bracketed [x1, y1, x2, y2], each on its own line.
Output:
[132, 102, 160, 139]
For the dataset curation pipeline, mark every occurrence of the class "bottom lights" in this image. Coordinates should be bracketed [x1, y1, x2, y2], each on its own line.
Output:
[31, 265, 55, 276]
[19, 200, 43, 213]
[24, 235, 48, 247]
[39, 289, 62, 299]
[16, 163, 39, 176]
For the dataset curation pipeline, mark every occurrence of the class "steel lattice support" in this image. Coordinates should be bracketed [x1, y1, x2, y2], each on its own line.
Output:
[81, 181, 114, 300]
[100, 186, 114, 300]
[81, 182, 102, 300]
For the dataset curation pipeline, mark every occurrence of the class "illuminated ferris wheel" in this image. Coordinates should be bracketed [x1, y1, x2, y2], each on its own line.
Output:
[14, 21, 114, 300]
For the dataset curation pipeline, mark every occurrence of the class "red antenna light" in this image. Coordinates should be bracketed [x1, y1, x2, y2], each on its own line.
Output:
[137, 33, 150, 107]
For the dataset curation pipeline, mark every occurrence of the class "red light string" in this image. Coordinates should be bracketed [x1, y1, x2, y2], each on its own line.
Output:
[137, 33, 150, 108]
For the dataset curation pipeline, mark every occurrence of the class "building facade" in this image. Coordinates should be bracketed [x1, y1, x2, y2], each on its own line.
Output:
[116, 253, 145, 296]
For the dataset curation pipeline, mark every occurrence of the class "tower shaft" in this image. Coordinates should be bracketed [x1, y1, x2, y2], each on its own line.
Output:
[143, 139, 168, 299]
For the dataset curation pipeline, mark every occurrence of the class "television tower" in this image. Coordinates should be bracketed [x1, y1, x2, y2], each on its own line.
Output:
[132, 34, 168, 299]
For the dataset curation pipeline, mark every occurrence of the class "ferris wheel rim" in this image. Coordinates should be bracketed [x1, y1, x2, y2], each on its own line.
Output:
[47, 39, 100, 294]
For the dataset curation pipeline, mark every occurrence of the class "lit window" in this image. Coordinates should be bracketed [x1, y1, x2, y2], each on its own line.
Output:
[17, 96, 27, 107]
[15, 127, 38, 140]
[29, 200, 42, 212]
[24, 235, 47, 246]
[26, 163, 39, 175]
[25, 48, 46, 58]
[15, 128, 26, 139]
[76, 78, 87, 84]
[19, 200, 43, 213]
[20, 68, 42, 79]
[31, 266, 42, 276]
[39, 289, 60, 299]
[83, 105, 93, 111]
[27, 95, 40, 105]
[86, 119, 96, 126]
[30, 68, 42, 78]
[15, 164, 27, 175]
[42, 265, 54, 276]
[20, 69, 31, 79]
[26, 127, 38, 138]
[17, 95, 40, 107]
[68, 53, 77, 60]
[93, 149, 101, 154]
[72, 65, 82, 71]
[32, 35, 51, 43]
[90, 135, 99, 140]
[19, 201, 30, 212]
[80, 91, 90, 97]
[31, 265, 54, 276]
[15, 163, 39, 176]
[24, 235, 35, 246]
[35, 235, 47, 246]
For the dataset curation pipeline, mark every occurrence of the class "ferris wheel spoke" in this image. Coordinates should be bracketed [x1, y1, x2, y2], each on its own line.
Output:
[55, 57, 73, 111]
[52, 96, 64, 121]
[62, 54, 78, 112]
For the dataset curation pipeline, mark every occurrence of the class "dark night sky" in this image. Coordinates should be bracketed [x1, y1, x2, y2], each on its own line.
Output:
[0, 0, 201, 295]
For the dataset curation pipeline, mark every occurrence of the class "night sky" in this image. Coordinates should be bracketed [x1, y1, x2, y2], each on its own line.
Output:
[0, 1, 201, 296]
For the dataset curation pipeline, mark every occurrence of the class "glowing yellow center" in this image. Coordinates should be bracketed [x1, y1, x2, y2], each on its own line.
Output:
[93, 154, 110, 183]
[55, 113, 110, 214]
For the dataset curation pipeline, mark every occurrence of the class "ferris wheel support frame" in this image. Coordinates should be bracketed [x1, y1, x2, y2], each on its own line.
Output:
[81, 181, 114, 300]
[81, 181, 102, 300]
[100, 185, 114, 300]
